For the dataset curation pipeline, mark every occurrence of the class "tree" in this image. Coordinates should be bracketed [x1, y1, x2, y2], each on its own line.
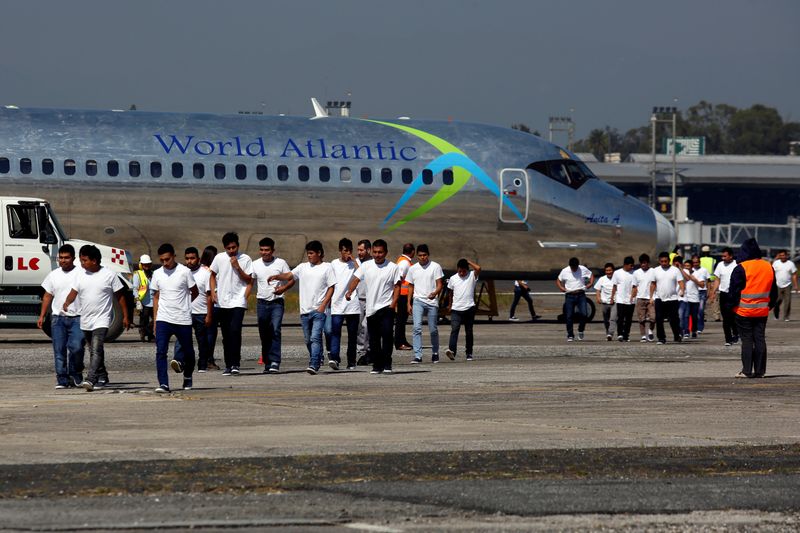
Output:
[729, 104, 786, 154]
[511, 123, 540, 136]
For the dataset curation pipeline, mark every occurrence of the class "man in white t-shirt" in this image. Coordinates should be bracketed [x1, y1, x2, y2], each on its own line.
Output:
[556, 257, 594, 341]
[772, 249, 798, 321]
[445, 258, 481, 361]
[355, 239, 372, 366]
[252, 237, 294, 373]
[38, 244, 85, 389]
[151, 243, 199, 393]
[649, 251, 685, 344]
[345, 239, 401, 374]
[594, 263, 617, 341]
[406, 244, 444, 364]
[63, 244, 130, 392]
[631, 253, 656, 342]
[709, 247, 739, 345]
[679, 258, 707, 339]
[209, 232, 254, 375]
[175, 247, 214, 372]
[690, 255, 711, 334]
[611, 256, 636, 341]
[326, 238, 361, 370]
[271, 240, 335, 374]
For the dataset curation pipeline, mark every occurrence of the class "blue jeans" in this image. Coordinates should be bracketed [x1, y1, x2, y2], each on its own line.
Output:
[155, 321, 195, 388]
[175, 314, 212, 370]
[509, 286, 535, 318]
[330, 314, 359, 366]
[564, 292, 588, 338]
[697, 290, 707, 332]
[257, 299, 285, 366]
[301, 310, 326, 369]
[449, 306, 475, 356]
[51, 315, 85, 385]
[412, 299, 439, 358]
[82, 328, 109, 385]
[679, 301, 700, 335]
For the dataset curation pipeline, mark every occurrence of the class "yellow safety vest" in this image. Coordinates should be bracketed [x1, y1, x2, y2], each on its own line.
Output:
[134, 270, 150, 301]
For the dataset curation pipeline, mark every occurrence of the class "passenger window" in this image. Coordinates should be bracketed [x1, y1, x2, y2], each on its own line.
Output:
[129, 161, 140, 177]
[214, 163, 226, 180]
[86, 160, 97, 176]
[193, 163, 204, 179]
[0, 157, 9, 173]
[65, 160, 76, 176]
[340, 167, 351, 182]
[422, 169, 433, 185]
[42, 159, 54, 175]
[236, 164, 247, 180]
[278, 165, 289, 181]
[7, 205, 38, 239]
[361, 167, 372, 183]
[107, 160, 119, 177]
[298, 165, 310, 182]
[442, 169, 454, 185]
[20, 158, 32, 174]
[381, 168, 392, 184]
[401, 168, 413, 184]
[172, 162, 183, 178]
[150, 162, 162, 178]
[256, 164, 268, 181]
[319, 166, 330, 182]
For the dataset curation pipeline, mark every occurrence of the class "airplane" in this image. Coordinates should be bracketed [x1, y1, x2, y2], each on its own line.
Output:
[0, 102, 675, 287]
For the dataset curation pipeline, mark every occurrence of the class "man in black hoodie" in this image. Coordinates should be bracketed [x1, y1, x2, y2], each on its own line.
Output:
[726, 238, 778, 378]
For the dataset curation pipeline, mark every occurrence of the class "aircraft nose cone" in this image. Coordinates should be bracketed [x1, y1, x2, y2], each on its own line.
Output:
[652, 208, 676, 252]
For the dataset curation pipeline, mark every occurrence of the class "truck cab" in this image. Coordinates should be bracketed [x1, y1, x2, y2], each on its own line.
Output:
[0, 197, 133, 339]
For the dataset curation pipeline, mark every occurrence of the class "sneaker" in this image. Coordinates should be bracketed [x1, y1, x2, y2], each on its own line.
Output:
[657, 340, 666, 345]
[785, 319, 791, 322]
[647, 333, 655, 342]
[411, 357, 422, 364]
[617, 335, 624, 342]
[71, 376, 83, 387]
[231, 366, 240, 375]
[383, 367, 393, 374]
[732, 336, 740, 345]
[697, 330, 703, 335]
[691, 333, 697, 339]
[306, 366, 318, 375]
[734, 372, 748, 379]
[370, 368, 383, 374]
[268, 362, 280, 374]
[432, 354, 440, 363]
[466, 354, 474, 361]
[96, 379, 108, 387]
[724, 342, 731, 347]
[328, 360, 340, 370]
[55, 384, 68, 390]
[606, 334, 613, 341]
[207, 362, 220, 371]
[197, 369, 207, 373]
[578, 332, 584, 341]
[445, 349, 455, 360]
[683, 334, 690, 340]
[81, 380, 94, 392]
[567, 337, 574, 342]
[346, 365, 356, 370]
[155, 385, 170, 393]
[640, 336, 647, 343]
[509, 316, 520, 322]
[222, 368, 232, 376]
[532, 314, 542, 320]
[182, 379, 192, 390]
[170, 359, 183, 373]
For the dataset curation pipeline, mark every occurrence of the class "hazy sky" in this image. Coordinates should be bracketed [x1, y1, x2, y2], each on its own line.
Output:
[1, 0, 797, 138]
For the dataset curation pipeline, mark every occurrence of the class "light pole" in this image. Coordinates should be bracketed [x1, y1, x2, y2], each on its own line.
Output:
[548, 115, 575, 151]
[650, 106, 678, 222]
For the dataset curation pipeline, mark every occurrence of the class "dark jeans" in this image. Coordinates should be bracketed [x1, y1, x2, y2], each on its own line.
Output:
[679, 301, 700, 335]
[207, 306, 218, 365]
[394, 295, 410, 348]
[257, 299, 284, 366]
[51, 315, 85, 385]
[736, 315, 768, 376]
[449, 306, 476, 356]
[217, 307, 245, 369]
[139, 306, 153, 340]
[331, 314, 359, 367]
[564, 292, 588, 338]
[655, 299, 681, 342]
[175, 314, 211, 370]
[509, 286, 535, 318]
[155, 321, 195, 388]
[698, 290, 708, 332]
[368, 306, 395, 371]
[719, 292, 740, 343]
[82, 327, 109, 385]
[616, 303, 635, 340]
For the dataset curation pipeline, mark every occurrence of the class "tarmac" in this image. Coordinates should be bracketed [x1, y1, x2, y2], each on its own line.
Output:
[1, 299, 799, 531]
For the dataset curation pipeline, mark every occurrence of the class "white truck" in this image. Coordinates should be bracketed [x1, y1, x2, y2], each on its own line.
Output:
[0, 197, 133, 340]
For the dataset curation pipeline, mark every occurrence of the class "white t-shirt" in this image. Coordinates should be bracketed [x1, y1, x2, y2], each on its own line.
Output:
[71, 266, 124, 330]
[189, 266, 211, 316]
[406, 260, 444, 306]
[355, 258, 370, 299]
[252, 257, 291, 301]
[448, 271, 478, 312]
[291, 262, 336, 315]
[151, 263, 196, 326]
[330, 258, 361, 315]
[652, 266, 683, 301]
[632, 267, 655, 300]
[354, 259, 401, 316]
[41, 266, 81, 317]
[210, 252, 254, 308]
[612, 268, 635, 305]
[397, 255, 413, 279]
[773, 259, 797, 289]
[694, 267, 710, 291]
[682, 268, 700, 303]
[558, 265, 592, 293]
[594, 276, 615, 304]
[713, 260, 738, 293]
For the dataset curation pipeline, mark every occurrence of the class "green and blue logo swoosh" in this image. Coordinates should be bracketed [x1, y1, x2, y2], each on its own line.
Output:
[367, 120, 528, 231]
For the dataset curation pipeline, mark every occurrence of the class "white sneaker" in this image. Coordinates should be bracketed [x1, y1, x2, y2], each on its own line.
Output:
[508, 316, 520, 322]
[155, 385, 170, 393]
[445, 349, 455, 360]
[640, 336, 647, 343]
[578, 332, 584, 341]
[606, 334, 612, 341]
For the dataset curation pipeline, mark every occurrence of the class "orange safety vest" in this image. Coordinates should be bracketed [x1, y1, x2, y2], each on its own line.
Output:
[397, 254, 412, 296]
[734, 259, 774, 318]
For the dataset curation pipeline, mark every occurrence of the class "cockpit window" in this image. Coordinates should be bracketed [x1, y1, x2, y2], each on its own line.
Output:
[527, 159, 596, 190]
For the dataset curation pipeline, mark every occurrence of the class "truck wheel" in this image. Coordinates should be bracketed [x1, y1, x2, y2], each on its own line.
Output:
[106, 297, 125, 341]
[557, 299, 597, 323]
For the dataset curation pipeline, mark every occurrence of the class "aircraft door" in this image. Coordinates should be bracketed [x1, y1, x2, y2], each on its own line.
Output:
[499, 168, 529, 224]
